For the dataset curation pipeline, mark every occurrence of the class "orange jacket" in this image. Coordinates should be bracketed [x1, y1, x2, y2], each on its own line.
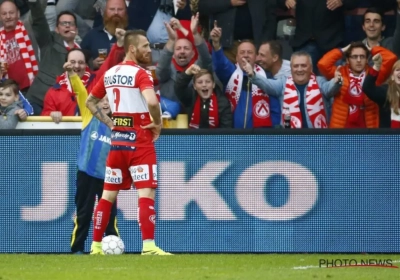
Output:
[317, 47, 397, 128]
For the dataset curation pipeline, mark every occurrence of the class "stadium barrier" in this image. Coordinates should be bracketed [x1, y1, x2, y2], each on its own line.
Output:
[16, 114, 189, 129]
[0, 128, 399, 253]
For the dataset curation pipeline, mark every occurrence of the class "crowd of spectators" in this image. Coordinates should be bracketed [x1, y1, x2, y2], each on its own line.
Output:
[1, 0, 400, 129]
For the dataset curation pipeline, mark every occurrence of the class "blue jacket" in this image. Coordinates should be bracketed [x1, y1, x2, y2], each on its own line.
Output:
[212, 48, 281, 128]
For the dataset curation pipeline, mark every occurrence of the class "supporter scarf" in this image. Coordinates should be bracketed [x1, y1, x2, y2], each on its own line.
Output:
[57, 67, 92, 92]
[343, 70, 366, 128]
[64, 41, 81, 51]
[283, 75, 327, 128]
[0, 20, 38, 84]
[189, 93, 219, 129]
[225, 64, 272, 128]
[391, 108, 400, 128]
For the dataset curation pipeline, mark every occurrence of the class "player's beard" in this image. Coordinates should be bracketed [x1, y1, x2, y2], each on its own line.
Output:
[136, 51, 152, 67]
[103, 14, 128, 36]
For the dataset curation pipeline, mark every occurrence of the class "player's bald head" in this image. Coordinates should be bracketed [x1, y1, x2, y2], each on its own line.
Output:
[123, 29, 147, 53]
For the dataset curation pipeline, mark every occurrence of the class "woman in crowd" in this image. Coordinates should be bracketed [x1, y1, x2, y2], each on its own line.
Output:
[362, 54, 400, 128]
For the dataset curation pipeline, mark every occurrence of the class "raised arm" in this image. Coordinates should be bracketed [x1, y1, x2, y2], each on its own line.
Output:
[64, 62, 91, 121]
[317, 48, 343, 80]
[93, 29, 125, 82]
[251, 74, 284, 97]
[362, 54, 388, 106]
[210, 21, 235, 85]
[28, 0, 52, 49]
[191, 13, 212, 71]
[370, 46, 398, 86]
[242, 58, 284, 96]
[363, 70, 387, 106]
[156, 21, 176, 83]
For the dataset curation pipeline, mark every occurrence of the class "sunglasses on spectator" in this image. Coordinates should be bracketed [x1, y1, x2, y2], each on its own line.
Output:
[58, 21, 76, 27]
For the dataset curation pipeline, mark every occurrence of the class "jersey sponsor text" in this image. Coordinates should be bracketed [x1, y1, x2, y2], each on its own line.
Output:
[104, 75, 133, 86]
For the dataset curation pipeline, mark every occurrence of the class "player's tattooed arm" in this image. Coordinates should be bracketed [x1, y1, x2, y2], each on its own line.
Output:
[86, 94, 115, 130]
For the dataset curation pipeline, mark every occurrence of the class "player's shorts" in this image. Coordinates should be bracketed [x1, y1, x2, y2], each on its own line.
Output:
[104, 145, 158, 191]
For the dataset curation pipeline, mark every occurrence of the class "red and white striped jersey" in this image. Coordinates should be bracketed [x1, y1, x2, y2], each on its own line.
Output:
[91, 61, 155, 147]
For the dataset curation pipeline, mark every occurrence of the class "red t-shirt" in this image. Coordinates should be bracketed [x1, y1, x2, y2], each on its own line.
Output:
[4, 30, 30, 90]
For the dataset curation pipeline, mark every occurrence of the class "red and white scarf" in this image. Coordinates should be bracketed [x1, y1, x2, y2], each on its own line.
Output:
[391, 108, 400, 128]
[64, 41, 81, 51]
[225, 64, 272, 127]
[0, 20, 38, 84]
[283, 75, 327, 128]
[189, 93, 219, 129]
[343, 71, 366, 128]
[56, 67, 92, 92]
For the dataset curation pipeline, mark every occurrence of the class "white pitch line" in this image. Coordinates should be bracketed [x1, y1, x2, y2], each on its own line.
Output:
[292, 260, 400, 270]
[293, 265, 319, 270]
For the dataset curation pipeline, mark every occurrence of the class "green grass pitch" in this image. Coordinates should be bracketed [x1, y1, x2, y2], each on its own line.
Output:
[0, 254, 399, 280]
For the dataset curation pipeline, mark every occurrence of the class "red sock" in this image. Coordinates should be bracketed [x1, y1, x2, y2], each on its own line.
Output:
[138, 197, 155, 240]
[92, 199, 113, 242]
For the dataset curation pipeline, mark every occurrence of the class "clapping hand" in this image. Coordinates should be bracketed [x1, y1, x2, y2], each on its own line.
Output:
[191, 12, 200, 35]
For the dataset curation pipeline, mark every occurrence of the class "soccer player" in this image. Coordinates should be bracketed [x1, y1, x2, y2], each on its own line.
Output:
[69, 29, 127, 254]
[86, 29, 168, 255]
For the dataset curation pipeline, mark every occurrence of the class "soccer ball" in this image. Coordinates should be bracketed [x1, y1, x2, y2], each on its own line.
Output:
[101, 235, 125, 255]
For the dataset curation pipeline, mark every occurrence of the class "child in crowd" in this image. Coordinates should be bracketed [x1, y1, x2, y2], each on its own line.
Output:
[175, 64, 232, 128]
[0, 79, 23, 129]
